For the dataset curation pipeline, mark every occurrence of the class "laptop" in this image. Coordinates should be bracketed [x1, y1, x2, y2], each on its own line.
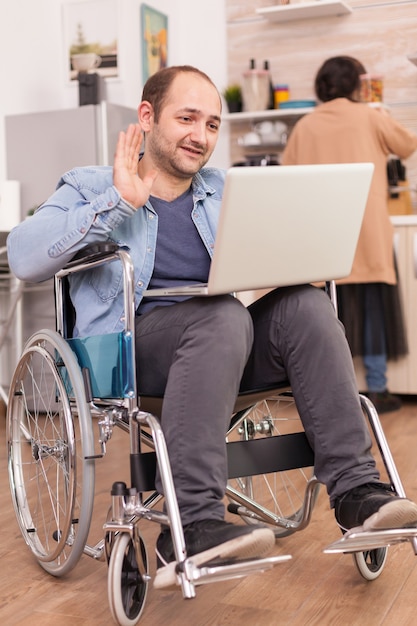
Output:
[143, 162, 374, 297]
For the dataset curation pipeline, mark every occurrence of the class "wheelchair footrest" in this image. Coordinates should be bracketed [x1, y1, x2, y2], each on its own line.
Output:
[324, 527, 417, 553]
[182, 554, 291, 587]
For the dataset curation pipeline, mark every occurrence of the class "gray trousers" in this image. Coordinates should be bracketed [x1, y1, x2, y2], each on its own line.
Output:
[135, 285, 379, 526]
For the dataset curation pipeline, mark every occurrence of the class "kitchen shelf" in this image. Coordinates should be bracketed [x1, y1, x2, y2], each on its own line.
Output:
[223, 107, 315, 123]
[256, 1, 352, 23]
[241, 141, 287, 151]
[224, 101, 387, 124]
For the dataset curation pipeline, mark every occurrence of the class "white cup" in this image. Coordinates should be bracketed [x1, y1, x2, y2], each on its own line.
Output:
[254, 121, 275, 137]
[253, 120, 288, 144]
[238, 131, 261, 146]
[71, 53, 102, 73]
[274, 121, 288, 135]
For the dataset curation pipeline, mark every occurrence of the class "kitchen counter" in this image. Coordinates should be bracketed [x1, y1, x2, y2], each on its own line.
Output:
[390, 214, 417, 226]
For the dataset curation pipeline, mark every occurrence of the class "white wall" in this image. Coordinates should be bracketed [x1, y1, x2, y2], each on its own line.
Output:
[0, 0, 230, 181]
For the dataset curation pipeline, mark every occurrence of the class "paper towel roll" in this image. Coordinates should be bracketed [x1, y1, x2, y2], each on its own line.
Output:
[0, 180, 21, 231]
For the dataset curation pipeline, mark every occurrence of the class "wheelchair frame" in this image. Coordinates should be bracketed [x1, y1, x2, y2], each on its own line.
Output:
[6, 243, 417, 625]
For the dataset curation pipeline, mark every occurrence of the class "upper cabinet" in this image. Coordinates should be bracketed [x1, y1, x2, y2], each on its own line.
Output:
[256, 0, 352, 23]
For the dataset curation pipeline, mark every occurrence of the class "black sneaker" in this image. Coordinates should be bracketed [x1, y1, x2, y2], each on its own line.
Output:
[365, 390, 402, 414]
[154, 519, 275, 589]
[335, 482, 417, 532]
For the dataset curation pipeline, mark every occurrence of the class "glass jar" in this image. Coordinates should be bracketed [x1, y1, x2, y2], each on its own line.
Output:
[370, 75, 384, 102]
[360, 74, 384, 103]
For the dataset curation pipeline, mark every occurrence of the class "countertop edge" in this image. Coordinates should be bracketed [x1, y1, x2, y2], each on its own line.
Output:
[391, 215, 417, 226]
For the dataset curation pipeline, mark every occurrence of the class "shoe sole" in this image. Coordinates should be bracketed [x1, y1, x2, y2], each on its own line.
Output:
[154, 527, 275, 590]
[363, 499, 417, 532]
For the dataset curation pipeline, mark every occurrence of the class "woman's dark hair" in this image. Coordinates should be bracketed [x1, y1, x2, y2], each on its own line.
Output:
[141, 65, 220, 122]
[314, 56, 367, 103]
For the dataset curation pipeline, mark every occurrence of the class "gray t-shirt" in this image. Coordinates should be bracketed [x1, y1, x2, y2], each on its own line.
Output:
[137, 186, 211, 315]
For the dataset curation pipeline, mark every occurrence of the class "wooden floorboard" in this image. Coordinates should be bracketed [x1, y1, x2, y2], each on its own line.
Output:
[2, 397, 417, 625]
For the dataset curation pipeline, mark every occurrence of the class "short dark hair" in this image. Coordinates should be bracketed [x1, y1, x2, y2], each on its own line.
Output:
[314, 56, 367, 102]
[141, 65, 220, 122]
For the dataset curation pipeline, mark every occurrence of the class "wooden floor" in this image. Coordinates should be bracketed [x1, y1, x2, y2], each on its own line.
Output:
[2, 397, 417, 626]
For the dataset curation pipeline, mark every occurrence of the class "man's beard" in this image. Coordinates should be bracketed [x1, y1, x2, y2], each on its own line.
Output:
[148, 133, 211, 178]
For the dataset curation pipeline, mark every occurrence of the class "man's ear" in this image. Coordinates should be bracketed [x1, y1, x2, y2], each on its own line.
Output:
[138, 101, 154, 131]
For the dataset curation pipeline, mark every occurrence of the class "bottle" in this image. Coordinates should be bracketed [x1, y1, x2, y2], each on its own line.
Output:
[263, 60, 275, 110]
[242, 58, 270, 111]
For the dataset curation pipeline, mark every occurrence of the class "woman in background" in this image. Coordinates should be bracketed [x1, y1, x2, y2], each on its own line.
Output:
[282, 55, 417, 413]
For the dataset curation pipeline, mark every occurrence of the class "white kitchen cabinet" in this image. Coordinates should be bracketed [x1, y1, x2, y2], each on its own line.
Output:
[353, 216, 417, 394]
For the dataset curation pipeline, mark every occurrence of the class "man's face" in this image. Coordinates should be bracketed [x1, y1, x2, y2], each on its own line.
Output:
[146, 73, 222, 179]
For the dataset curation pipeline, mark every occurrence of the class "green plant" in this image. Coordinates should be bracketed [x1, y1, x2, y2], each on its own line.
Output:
[222, 83, 242, 103]
[70, 22, 100, 55]
[223, 84, 243, 113]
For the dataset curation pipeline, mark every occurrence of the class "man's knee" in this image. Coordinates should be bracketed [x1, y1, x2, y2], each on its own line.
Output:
[206, 296, 253, 341]
[284, 285, 335, 322]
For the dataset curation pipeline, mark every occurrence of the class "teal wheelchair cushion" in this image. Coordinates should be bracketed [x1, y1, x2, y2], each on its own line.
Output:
[67, 331, 135, 399]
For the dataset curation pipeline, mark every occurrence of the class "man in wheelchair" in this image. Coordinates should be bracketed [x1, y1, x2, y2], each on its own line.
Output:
[7, 65, 417, 588]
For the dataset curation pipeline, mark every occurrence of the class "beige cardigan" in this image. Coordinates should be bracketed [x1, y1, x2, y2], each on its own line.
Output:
[281, 98, 417, 284]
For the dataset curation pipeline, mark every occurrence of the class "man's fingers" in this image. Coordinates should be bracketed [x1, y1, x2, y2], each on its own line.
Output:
[125, 123, 142, 150]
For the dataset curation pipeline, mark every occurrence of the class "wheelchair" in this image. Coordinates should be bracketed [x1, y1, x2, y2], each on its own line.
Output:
[6, 243, 417, 625]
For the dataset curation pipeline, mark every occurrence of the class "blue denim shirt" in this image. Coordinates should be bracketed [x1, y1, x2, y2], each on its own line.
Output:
[7, 165, 226, 337]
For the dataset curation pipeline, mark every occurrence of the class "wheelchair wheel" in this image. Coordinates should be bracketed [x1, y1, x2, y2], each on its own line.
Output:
[353, 547, 388, 580]
[227, 394, 318, 537]
[7, 329, 95, 576]
[108, 532, 149, 626]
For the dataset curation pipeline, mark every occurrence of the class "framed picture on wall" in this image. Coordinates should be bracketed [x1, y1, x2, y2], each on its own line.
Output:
[63, 0, 119, 81]
[140, 4, 168, 83]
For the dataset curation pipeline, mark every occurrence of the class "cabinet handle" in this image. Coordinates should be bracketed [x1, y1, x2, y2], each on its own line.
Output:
[413, 233, 417, 279]
[393, 231, 400, 259]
